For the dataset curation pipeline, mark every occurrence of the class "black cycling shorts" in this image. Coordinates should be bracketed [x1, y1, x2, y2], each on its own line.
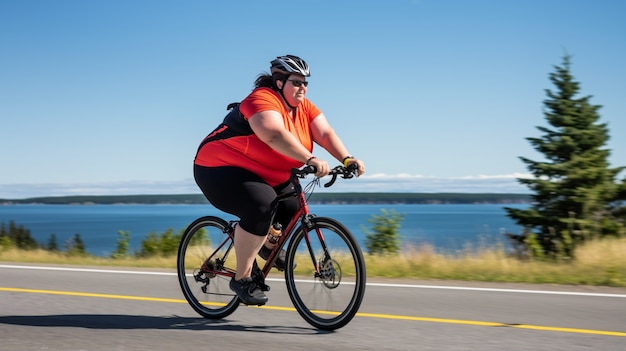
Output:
[194, 165, 298, 236]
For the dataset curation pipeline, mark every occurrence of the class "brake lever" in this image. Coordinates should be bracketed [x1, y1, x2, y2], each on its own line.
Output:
[324, 171, 339, 188]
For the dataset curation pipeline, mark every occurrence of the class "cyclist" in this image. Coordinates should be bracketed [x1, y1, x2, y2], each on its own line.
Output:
[193, 54, 365, 305]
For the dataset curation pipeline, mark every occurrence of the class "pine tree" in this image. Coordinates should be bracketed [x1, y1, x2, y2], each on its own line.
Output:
[8, 220, 38, 250]
[111, 230, 131, 259]
[65, 233, 87, 256]
[47, 234, 59, 252]
[73, 234, 86, 254]
[506, 55, 625, 259]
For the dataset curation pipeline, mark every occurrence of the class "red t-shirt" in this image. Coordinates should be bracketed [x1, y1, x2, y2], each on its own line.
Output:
[194, 87, 321, 186]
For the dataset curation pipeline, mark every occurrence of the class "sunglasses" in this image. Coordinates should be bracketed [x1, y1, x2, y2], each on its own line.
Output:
[288, 79, 309, 87]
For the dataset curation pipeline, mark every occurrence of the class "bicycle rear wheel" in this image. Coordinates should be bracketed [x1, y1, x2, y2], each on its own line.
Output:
[177, 216, 239, 319]
[284, 216, 366, 330]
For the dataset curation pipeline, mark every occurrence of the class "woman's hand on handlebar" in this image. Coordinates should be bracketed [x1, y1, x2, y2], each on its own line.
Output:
[307, 157, 330, 177]
[344, 158, 366, 177]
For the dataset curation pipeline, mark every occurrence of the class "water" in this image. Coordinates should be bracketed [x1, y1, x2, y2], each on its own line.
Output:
[0, 203, 528, 256]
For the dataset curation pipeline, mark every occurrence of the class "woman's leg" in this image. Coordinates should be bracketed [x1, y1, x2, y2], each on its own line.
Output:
[262, 180, 299, 251]
[233, 225, 266, 281]
[194, 165, 277, 278]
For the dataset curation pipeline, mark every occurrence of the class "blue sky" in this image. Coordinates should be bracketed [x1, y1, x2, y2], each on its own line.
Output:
[1, 0, 625, 198]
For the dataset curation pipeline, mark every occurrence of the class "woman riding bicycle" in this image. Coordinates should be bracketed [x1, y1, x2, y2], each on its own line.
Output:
[193, 54, 365, 305]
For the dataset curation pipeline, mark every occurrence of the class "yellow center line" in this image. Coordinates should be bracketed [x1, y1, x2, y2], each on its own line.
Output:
[1, 287, 186, 304]
[2, 287, 625, 337]
[355, 312, 626, 337]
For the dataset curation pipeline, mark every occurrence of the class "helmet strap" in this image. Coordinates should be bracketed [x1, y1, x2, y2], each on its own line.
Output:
[277, 78, 298, 109]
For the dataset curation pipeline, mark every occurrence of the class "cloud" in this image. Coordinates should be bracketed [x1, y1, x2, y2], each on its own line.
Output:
[0, 179, 198, 199]
[0, 173, 532, 199]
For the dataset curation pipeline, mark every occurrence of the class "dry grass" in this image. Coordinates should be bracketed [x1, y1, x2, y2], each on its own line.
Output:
[362, 237, 626, 286]
[2, 237, 625, 287]
[0, 249, 178, 269]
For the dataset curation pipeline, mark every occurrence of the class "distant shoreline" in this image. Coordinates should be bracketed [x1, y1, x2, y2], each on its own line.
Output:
[0, 193, 531, 205]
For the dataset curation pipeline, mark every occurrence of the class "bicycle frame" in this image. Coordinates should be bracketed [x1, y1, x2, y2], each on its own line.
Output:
[260, 174, 314, 277]
[203, 169, 319, 279]
[204, 165, 352, 279]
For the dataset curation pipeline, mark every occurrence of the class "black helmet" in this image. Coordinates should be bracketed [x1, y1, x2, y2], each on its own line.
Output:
[270, 55, 310, 77]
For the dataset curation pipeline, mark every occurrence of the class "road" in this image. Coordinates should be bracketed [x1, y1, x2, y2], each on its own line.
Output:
[1, 263, 625, 350]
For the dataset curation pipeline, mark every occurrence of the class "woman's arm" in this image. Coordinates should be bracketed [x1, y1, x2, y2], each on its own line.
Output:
[310, 113, 350, 161]
[248, 110, 330, 175]
[249, 110, 310, 162]
[311, 113, 365, 176]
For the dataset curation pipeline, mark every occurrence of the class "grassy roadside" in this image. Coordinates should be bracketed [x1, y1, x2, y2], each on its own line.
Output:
[2, 237, 625, 287]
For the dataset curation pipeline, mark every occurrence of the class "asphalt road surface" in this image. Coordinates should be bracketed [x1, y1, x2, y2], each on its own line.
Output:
[1, 263, 625, 351]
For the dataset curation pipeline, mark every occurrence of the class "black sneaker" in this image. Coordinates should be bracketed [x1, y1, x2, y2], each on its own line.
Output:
[229, 277, 268, 306]
[258, 245, 290, 271]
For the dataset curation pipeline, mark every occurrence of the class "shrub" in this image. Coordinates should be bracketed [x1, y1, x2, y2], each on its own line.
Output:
[363, 209, 404, 255]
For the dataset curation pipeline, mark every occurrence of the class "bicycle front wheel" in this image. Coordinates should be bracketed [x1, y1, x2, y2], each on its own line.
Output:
[177, 216, 239, 319]
[284, 217, 366, 330]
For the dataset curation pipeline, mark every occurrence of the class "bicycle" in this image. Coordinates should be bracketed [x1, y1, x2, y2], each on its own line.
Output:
[176, 164, 366, 330]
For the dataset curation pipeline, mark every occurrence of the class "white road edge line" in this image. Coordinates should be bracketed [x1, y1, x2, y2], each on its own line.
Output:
[1, 264, 624, 298]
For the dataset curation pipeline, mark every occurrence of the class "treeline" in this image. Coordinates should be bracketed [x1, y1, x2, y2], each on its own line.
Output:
[0, 220, 190, 259]
[0, 220, 87, 255]
[0, 192, 531, 205]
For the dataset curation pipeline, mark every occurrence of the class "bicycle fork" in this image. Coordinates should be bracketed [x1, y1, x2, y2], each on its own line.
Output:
[301, 217, 341, 289]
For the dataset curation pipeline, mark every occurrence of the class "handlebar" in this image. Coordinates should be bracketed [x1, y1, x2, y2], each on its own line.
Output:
[291, 163, 358, 188]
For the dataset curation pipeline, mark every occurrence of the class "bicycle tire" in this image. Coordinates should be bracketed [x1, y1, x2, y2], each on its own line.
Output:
[177, 216, 240, 319]
[284, 216, 366, 330]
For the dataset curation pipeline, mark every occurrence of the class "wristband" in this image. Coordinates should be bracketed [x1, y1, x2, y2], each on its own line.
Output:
[306, 156, 316, 165]
[342, 156, 354, 167]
